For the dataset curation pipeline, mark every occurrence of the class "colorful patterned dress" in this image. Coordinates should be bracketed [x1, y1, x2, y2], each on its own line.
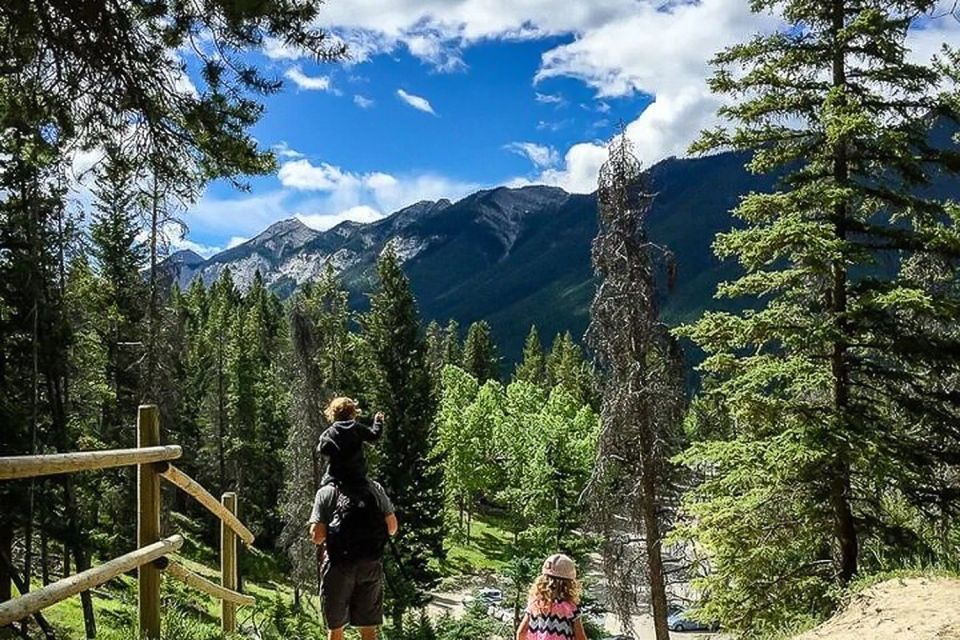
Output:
[525, 599, 580, 640]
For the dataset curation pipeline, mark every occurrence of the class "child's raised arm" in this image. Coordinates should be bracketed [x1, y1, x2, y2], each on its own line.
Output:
[363, 412, 385, 441]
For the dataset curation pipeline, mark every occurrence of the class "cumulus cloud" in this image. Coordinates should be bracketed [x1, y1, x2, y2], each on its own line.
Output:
[295, 205, 386, 230]
[396, 88, 437, 115]
[504, 142, 560, 169]
[284, 65, 333, 91]
[225, 236, 249, 250]
[354, 94, 375, 108]
[277, 158, 477, 213]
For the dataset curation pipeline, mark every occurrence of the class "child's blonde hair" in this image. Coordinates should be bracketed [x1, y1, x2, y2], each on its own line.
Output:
[324, 397, 359, 423]
[528, 574, 582, 608]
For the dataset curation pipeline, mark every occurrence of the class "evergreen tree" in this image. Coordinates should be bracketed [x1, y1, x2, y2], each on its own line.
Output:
[89, 146, 147, 446]
[586, 133, 686, 640]
[425, 320, 447, 382]
[461, 320, 500, 383]
[363, 250, 445, 626]
[678, 2, 960, 631]
[514, 325, 547, 386]
[442, 319, 462, 366]
[546, 332, 597, 408]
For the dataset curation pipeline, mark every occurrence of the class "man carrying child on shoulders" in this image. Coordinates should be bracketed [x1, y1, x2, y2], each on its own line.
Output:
[309, 397, 398, 640]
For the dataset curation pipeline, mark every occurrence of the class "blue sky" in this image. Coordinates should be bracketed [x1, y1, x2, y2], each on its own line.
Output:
[163, 0, 960, 256]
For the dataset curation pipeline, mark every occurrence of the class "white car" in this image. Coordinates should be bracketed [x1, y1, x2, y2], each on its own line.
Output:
[478, 587, 504, 604]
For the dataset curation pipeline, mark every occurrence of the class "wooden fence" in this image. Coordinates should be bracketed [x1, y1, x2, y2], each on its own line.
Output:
[0, 405, 257, 638]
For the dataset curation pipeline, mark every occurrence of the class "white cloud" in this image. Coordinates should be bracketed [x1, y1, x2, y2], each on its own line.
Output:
[262, 36, 306, 60]
[225, 236, 249, 250]
[535, 92, 565, 105]
[354, 94, 375, 108]
[278, 160, 362, 192]
[534, 142, 610, 193]
[272, 141, 305, 159]
[284, 65, 333, 91]
[396, 88, 437, 115]
[295, 205, 386, 230]
[504, 142, 560, 169]
[405, 33, 465, 71]
[277, 158, 477, 213]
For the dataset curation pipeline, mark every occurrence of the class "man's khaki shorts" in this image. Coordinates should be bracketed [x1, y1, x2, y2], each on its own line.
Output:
[320, 559, 384, 630]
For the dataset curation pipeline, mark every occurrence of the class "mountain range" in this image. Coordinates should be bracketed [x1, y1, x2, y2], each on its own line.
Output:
[163, 122, 959, 362]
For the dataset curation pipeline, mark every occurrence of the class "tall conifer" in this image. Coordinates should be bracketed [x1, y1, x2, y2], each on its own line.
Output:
[679, 1, 960, 631]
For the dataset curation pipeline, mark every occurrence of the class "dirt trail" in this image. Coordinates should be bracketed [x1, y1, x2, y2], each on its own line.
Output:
[795, 577, 960, 640]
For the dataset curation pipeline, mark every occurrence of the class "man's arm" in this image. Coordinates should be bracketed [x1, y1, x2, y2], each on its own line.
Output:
[310, 522, 327, 545]
[385, 513, 398, 537]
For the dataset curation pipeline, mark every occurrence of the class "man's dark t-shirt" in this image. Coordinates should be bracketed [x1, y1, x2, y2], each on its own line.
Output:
[317, 419, 382, 485]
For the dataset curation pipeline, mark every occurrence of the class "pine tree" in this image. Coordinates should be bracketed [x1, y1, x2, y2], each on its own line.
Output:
[89, 146, 147, 448]
[546, 332, 597, 408]
[442, 319, 461, 365]
[678, 2, 960, 631]
[425, 320, 447, 381]
[363, 250, 445, 626]
[586, 133, 686, 640]
[461, 320, 500, 383]
[514, 325, 546, 386]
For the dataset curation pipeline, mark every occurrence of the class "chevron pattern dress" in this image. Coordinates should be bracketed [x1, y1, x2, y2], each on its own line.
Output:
[526, 599, 580, 640]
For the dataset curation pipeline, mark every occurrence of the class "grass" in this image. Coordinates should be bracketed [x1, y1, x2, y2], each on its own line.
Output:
[438, 511, 513, 577]
[2, 518, 323, 640]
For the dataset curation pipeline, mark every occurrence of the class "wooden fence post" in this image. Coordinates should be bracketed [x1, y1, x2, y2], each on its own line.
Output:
[137, 405, 162, 640]
[221, 492, 238, 634]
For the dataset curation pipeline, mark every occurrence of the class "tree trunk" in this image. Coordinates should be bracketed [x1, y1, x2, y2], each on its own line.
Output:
[0, 523, 12, 602]
[639, 432, 671, 640]
[40, 520, 50, 586]
[146, 179, 160, 400]
[0, 544, 56, 640]
[830, 0, 858, 585]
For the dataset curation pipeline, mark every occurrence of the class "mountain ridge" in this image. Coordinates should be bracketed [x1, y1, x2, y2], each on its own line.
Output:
[161, 152, 773, 360]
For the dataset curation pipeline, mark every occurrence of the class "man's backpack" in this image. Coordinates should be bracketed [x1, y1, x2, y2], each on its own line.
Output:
[325, 482, 389, 562]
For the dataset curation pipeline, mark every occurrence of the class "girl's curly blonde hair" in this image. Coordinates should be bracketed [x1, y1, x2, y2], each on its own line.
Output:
[528, 574, 582, 609]
[324, 397, 359, 423]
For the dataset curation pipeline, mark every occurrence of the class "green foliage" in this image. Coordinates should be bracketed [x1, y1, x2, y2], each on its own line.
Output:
[436, 364, 600, 558]
[461, 321, 500, 382]
[678, 0, 960, 633]
[514, 325, 547, 386]
[545, 332, 597, 409]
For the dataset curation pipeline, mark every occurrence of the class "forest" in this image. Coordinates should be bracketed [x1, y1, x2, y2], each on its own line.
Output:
[2, 0, 960, 639]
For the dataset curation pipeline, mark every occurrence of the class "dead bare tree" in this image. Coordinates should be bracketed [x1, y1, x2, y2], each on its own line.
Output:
[585, 130, 687, 640]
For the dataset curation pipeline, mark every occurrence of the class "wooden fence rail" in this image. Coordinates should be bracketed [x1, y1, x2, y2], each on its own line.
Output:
[0, 446, 182, 481]
[164, 561, 255, 607]
[159, 464, 255, 546]
[0, 404, 256, 639]
[0, 536, 184, 627]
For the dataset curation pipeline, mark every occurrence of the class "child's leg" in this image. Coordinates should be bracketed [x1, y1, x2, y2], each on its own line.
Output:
[359, 627, 377, 640]
[328, 627, 345, 640]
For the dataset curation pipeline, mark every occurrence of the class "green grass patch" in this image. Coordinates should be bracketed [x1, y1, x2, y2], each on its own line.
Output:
[439, 511, 513, 576]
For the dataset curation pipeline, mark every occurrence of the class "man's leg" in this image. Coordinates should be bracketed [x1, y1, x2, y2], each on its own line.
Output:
[328, 627, 346, 640]
[359, 626, 377, 640]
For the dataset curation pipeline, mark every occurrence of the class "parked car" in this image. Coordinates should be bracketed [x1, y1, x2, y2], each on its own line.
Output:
[667, 609, 719, 632]
[477, 587, 504, 604]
